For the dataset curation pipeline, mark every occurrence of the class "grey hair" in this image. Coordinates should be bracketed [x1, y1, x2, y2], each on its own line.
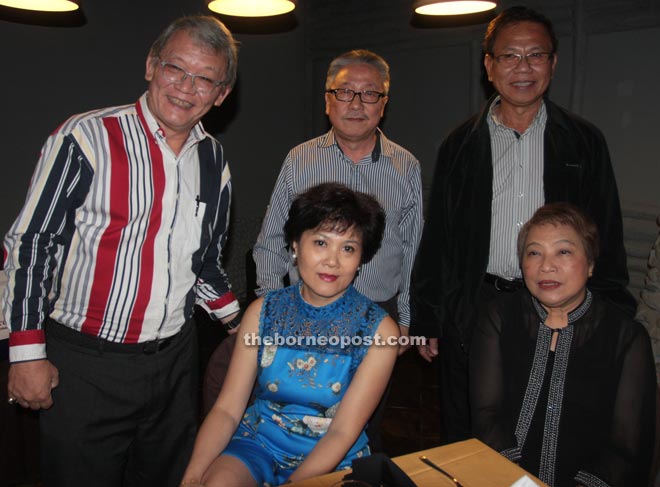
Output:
[149, 15, 239, 88]
[325, 49, 390, 94]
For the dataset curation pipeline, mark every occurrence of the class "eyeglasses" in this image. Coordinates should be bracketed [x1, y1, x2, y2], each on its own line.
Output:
[326, 88, 386, 104]
[491, 52, 553, 67]
[156, 58, 226, 95]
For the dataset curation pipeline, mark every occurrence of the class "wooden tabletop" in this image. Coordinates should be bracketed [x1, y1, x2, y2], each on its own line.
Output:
[285, 438, 549, 487]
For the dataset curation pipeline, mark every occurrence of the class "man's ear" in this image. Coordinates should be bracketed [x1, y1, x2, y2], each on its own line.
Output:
[213, 85, 232, 107]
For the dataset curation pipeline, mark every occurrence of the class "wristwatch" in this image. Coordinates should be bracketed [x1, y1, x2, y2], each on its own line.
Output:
[223, 316, 241, 331]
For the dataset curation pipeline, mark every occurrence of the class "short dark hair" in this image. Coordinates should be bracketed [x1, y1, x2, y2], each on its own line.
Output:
[284, 183, 385, 264]
[326, 49, 390, 95]
[517, 202, 599, 266]
[149, 16, 239, 88]
[483, 6, 558, 55]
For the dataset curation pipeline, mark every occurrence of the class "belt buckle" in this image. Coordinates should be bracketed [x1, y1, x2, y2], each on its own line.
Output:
[143, 337, 171, 354]
[494, 276, 505, 292]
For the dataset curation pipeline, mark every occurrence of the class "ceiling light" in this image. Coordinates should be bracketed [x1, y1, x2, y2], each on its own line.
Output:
[0, 0, 79, 12]
[207, 0, 295, 17]
[414, 1, 496, 16]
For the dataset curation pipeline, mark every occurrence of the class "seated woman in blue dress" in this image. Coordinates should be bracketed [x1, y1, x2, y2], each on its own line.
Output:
[470, 202, 656, 487]
[181, 183, 400, 487]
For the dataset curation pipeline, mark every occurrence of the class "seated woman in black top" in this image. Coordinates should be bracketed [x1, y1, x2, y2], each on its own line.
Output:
[470, 202, 655, 487]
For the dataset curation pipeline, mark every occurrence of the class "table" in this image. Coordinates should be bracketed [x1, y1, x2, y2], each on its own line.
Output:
[285, 438, 549, 487]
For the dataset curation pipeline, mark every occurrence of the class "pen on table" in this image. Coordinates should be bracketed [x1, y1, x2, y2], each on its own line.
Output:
[419, 455, 464, 487]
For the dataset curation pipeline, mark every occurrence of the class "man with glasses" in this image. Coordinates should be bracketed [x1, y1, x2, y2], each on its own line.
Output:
[251, 49, 423, 450]
[3, 16, 239, 486]
[411, 6, 635, 443]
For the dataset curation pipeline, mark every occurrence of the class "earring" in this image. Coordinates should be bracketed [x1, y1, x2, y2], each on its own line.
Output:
[292, 252, 297, 266]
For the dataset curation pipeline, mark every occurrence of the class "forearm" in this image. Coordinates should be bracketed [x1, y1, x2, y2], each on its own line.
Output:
[183, 408, 239, 482]
[287, 429, 358, 483]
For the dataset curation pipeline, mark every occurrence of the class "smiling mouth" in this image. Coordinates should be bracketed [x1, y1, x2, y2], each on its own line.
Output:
[318, 273, 338, 282]
[511, 81, 534, 88]
[167, 96, 193, 109]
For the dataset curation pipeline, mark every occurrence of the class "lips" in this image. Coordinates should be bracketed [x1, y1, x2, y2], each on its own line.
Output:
[538, 280, 560, 290]
[318, 273, 338, 282]
[167, 95, 193, 109]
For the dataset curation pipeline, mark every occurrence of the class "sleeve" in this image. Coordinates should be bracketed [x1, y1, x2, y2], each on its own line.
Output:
[252, 155, 294, 297]
[3, 130, 92, 362]
[410, 137, 453, 338]
[636, 231, 660, 384]
[469, 301, 520, 457]
[581, 127, 637, 317]
[575, 325, 656, 487]
[194, 151, 239, 320]
[395, 158, 424, 327]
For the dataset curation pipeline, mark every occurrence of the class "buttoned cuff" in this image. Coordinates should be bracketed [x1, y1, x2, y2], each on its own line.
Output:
[198, 291, 240, 321]
[9, 329, 47, 363]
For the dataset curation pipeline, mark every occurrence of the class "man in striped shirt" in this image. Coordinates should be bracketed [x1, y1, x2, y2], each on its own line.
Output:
[3, 16, 240, 486]
[252, 49, 423, 451]
[411, 6, 635, 444]
[254, 49, 423, 338]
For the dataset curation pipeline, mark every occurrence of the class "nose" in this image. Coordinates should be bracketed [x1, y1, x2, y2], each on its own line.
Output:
[514, 56, 533, 72]
[540, 255, 556, 272]
[323, 251, 339, 268]
[348, 92, 364, 109]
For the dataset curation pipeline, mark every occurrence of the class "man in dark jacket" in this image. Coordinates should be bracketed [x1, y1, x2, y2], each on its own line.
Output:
[410, 5, 635, 443]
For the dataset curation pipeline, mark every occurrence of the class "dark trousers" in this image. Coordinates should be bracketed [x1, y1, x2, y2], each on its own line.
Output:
[41, 319, 198, 487]
[440, 281, 501, 444]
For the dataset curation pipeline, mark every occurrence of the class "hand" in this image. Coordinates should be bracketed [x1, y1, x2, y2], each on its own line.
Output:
[417, 337, 439, 363]
[397, 324, 411, 356]
[8, 359, 59, 410]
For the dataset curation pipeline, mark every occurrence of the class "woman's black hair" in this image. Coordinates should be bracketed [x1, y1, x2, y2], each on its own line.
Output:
[284, 183, 385, 264]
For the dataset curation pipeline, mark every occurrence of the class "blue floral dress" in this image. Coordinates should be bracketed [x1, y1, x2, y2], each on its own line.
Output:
[223, 283, 386, 486]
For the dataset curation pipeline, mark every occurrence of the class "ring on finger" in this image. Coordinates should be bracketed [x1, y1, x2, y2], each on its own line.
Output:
[8, 397, 18, 405]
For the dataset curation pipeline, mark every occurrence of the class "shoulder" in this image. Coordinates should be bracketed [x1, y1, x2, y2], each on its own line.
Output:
[286, 133, 333, 161]
[479, 290, 531, 329]
[380, 133, 420, 167]
[56, 103, 135, 137]
[592, 293, 649, 341]
[375, 315, 399, 340]
[545, 100, 606, 142]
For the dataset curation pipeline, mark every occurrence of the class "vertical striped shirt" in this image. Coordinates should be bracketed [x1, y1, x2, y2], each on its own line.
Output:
[3, 93, 239, 363]
[486, 98, 546, 279]
[253, 129, 423, 326]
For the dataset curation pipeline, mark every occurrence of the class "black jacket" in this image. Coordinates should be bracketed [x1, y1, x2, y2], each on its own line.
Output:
[410, 98, 635, 346]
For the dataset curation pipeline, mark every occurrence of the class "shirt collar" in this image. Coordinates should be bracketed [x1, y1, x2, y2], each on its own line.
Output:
[487, 95, 547, 135]
[321, 128, 387, 163]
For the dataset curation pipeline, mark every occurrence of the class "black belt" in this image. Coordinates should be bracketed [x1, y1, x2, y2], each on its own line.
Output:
[46, 318, 190, 355]
[484, 273, 525, 292]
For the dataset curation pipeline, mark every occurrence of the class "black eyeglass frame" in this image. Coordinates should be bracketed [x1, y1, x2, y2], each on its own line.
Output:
[325, 88, 387, 104]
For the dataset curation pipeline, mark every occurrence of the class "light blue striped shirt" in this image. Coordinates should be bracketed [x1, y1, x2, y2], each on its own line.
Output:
[486, 98, 546, 279]
[253, 129, 423, 326]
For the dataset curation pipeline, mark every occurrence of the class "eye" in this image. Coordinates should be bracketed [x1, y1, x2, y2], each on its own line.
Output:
[343, 245, 356, 253]
[313, 240, 326, 247]
[163, 63, 185, 76]
[195, 76, 216, 89]
[527, 52, 545, 59]
[559, 249, 572, 255]
[497, 53, 519, 62]
[526, 250, 540, 257]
